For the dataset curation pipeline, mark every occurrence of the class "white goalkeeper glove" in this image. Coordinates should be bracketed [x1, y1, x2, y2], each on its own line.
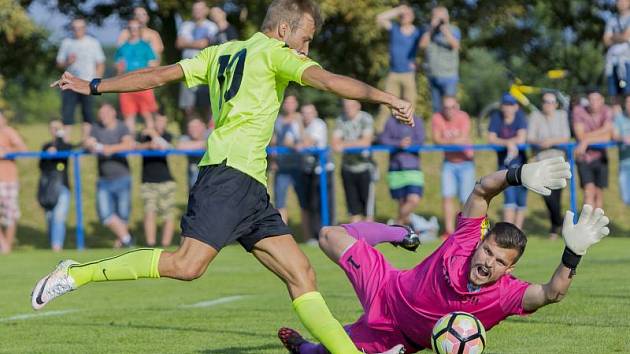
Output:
[516, 156, 572, 196]
[562, 204, 610, 256]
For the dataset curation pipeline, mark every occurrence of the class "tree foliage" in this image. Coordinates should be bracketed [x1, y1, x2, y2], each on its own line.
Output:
[1, 0, 618, 121]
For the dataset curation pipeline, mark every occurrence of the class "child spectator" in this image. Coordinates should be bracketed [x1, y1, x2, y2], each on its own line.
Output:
[332, 99, 376, 222]
[115, 19, 159, 132]
[379, 114, 425, 226]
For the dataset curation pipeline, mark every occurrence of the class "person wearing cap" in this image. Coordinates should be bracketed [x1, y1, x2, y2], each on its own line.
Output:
[572, 89, 614, 209]
[487, 93, 528, 230]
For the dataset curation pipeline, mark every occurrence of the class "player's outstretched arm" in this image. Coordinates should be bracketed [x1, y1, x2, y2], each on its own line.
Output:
[462, 157, 571, 218]
[302, 66, 414, 126]
[50, 64, 184, 95]
[522, 205, 610, 312]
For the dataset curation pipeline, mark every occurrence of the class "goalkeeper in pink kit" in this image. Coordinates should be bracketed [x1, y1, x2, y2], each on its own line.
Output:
[279, 157, 610, 353]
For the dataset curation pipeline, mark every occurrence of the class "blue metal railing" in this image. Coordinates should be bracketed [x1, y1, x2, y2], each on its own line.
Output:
[4, 141, 619, 249]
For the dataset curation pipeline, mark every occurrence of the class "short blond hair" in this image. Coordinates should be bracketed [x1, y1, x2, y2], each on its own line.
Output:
[261, 0, 322, 33]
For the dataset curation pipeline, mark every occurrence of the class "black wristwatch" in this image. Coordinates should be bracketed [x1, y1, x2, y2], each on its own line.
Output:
[89, 78, 102, 95]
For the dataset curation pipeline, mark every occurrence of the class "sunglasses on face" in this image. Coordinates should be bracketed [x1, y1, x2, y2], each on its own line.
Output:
[543, 99, 557, 104]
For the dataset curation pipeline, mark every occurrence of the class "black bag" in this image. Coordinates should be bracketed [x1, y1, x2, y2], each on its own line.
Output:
[37, 170, 64, 210]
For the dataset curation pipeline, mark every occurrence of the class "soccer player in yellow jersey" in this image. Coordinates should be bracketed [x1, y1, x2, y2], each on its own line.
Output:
[35, 1, 412, 353]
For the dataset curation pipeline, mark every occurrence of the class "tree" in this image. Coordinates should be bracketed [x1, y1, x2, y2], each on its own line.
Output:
[0, 0, 51, 117]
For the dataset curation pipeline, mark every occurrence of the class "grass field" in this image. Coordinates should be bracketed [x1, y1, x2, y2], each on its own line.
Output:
[1, 122, 630, 353]
[1, 239, 630, 353]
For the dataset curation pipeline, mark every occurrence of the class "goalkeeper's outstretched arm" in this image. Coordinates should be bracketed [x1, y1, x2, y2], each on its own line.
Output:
[462, 157, 572, 219]
[522, 205, 610, 312]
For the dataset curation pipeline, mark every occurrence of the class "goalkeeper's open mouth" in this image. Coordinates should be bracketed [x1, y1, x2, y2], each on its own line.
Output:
[470, 264, 492, 285]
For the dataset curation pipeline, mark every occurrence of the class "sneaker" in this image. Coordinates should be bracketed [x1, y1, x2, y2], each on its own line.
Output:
[31, 259, 78, 310]
[389, 224, 421, 252]
[278, 327, 307, 354]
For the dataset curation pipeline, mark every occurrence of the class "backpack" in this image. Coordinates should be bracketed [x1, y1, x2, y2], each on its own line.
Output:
[37, 170, 64, 210]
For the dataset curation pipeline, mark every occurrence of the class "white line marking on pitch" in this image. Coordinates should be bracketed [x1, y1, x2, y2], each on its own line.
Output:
[0, 309, 78, 323]
[180, 295, 247, 308]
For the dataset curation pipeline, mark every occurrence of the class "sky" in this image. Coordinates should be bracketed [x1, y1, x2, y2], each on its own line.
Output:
[28, 1, 122, 45]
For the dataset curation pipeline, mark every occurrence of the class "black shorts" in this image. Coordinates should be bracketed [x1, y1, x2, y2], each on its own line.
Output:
[341, 168, 375, 217]
[576, 158, 609, 189]
[180, 162, 292, 252]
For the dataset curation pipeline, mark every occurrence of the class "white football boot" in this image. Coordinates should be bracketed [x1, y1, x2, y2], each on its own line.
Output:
[31, 259, 78, 310]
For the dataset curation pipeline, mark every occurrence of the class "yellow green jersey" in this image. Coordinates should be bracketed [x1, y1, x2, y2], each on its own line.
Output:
[178, 32, 321, 186]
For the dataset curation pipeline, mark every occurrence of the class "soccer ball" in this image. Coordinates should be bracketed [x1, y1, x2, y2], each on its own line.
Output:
[431, 312, 486, 354]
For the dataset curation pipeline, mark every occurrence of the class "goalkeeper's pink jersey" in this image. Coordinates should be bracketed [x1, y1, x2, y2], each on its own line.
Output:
[388, 214, 533, 349]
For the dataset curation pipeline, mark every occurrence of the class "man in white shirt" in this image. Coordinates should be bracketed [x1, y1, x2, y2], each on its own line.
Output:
[56, 18, 105, 140]
[176, 1, 218, 119]
[299, 103, 334, 245]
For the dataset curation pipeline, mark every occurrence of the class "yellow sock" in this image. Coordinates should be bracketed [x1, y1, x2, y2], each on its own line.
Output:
[292, 291, 360, 354]
[68, 248, 162, 287]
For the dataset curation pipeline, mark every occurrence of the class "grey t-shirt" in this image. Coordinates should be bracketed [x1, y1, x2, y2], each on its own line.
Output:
[334, 111, 374, 172]
[91, 121, 131, 180]
[425, 24, 460, 78]
[528, 110, 570, 160]
[56, 36, 105, 81]
[605, 14, 630, 75]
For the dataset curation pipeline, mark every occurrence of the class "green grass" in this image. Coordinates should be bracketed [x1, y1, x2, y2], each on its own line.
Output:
[2, 122, 630, 353]
[1, 239, 630, 353]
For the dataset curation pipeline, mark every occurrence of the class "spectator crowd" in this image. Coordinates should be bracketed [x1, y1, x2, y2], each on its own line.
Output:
[0, 1, 629, 254]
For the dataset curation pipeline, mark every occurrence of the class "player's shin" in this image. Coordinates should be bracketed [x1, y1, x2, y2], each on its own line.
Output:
[343, 222, 408, 245]
[68, 248, 162, 287]
[292, 292, 360, 354]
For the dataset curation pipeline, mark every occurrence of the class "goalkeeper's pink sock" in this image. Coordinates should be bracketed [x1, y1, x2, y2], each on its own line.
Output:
[341, 222, 408, 246]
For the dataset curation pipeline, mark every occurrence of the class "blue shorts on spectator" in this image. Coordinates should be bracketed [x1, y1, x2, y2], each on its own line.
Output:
[274, 169, 307, 209]
[441, 160, 475, 203]
[387, 169, 424, 200]
[47, 186, 71, 249]
[97, 175, 131, 224]
[429, 76, 458, 112]
[504, 185, 528, 210]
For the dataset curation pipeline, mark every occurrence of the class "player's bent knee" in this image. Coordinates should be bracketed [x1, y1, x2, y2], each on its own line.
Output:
[171, 258, 206, 281]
